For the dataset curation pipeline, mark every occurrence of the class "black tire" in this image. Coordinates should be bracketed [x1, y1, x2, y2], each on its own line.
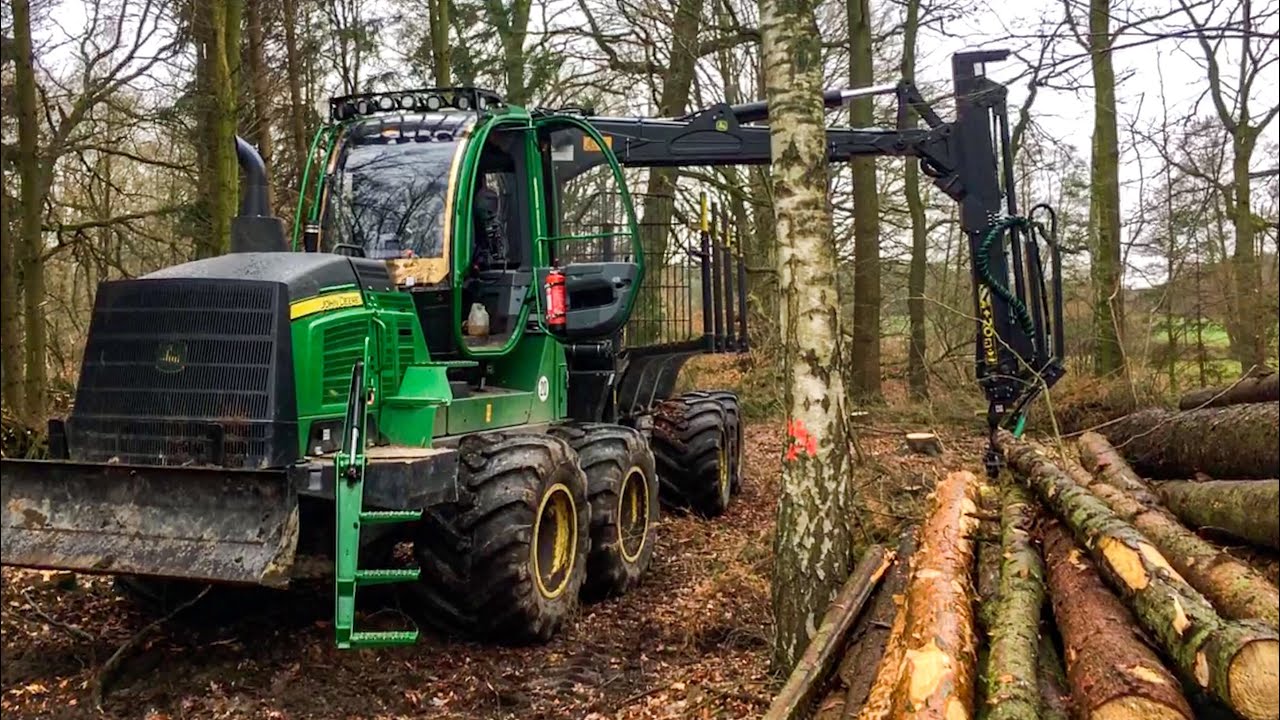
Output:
[651, 393, 732, 517]
[682, 390, 744, 494]
[549, 422, 658, 601]
[409, 432, 590, 643]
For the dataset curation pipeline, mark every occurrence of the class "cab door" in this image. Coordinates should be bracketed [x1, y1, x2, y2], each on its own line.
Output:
[532, 116, 644, 341]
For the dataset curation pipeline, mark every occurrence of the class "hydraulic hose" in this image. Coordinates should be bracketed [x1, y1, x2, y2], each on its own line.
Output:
[975, 216, 1038, 346]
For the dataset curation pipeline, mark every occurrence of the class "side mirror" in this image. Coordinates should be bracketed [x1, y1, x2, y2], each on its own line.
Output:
[538, 261, 638, 341]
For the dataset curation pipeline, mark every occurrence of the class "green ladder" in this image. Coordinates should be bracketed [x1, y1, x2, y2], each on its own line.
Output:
[333, 340, 423, 649]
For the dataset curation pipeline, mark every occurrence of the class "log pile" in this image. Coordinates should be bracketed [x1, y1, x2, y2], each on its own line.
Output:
[768, 401, 1280, 720]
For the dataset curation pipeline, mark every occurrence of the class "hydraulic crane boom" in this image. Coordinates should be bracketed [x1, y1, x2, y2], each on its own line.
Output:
[561, 49, 1066, 472]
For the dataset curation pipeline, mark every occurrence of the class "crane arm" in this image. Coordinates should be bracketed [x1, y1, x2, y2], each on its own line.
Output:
[562, 49, 1066, 473]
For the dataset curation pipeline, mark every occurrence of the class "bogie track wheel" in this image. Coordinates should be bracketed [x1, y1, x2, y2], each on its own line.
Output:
[409, 432, 589, 643]
[679, 390, 743, 494]
[651, 393, 733, 517]
[550, 423, 658, 601]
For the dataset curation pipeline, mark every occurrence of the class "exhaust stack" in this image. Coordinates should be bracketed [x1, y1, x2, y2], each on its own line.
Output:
[231, 136, 288, 253]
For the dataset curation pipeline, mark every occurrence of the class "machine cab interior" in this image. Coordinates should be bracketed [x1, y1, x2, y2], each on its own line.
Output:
[307, 89, 642, 362]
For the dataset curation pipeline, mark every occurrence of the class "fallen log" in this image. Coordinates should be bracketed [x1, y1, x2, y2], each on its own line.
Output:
[854, 589, 909, 720]
[1078, 433, 1280, 628]
[1041, 520, 1194, 720]
[1037, 629, 1071, 720]
[841, 530, 918, 711]
[890, 470, 980, 719]
[983, 483, 1046, 720]
[764, 545, 893, 720]
[1001, 431, 1280, 720]
[1156, 479, 1280, 551]
[854, 471, 981, 720]
[1100, 404, 1279, 479]
[1179, 371, 1279, 410]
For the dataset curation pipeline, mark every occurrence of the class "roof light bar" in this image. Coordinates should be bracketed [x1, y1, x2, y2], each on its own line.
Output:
[328, 87, 505, 122]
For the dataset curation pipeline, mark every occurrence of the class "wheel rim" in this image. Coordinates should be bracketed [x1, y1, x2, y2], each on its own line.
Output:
[532, 483, 577, 600]
[617, 466, 650, 563]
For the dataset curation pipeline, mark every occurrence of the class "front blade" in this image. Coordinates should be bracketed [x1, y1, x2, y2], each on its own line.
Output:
[1, 459, 299, 587]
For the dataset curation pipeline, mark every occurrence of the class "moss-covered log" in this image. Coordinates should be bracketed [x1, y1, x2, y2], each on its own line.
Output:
[1041, 520, 1194, 719]
[1000, 431, 1279, 720]
[887, 470, 981, 719]
[974, 481, 1002, 637]
[1156, 479, 1280, 551]
[1100, 404, 1279, 479]
[983, 483, 1045, 720]
[1037, 629, 1071, 720]
[1078, 433, 1280, 628]
[842, 530, 918, 712]
[1178, 371, 1279, 410]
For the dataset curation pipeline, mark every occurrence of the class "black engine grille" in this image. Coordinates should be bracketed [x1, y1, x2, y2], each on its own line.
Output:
[67, 279, 298, 468]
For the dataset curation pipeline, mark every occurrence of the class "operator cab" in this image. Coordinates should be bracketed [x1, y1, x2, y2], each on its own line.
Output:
[301, 88, 642, 362]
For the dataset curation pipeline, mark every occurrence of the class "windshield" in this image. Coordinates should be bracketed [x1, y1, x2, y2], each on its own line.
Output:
[324, 138, 459, 259]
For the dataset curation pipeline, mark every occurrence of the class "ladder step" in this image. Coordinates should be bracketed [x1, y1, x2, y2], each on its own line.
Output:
[355, 568, 421, 586]
[359, 509, 423, 525]
[349, 629, 420, 647]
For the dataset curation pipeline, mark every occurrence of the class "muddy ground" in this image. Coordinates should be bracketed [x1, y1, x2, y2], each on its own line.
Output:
[1, 420, 986, 720]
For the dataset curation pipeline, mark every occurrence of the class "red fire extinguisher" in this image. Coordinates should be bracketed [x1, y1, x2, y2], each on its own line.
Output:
[545, 266, 567, 328]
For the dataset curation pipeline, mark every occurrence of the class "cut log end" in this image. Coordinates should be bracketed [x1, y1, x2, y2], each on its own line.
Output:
[1227, 639, 1280, 720]
[1092, 698, 1199, 720]
[905, 432, 943, 457]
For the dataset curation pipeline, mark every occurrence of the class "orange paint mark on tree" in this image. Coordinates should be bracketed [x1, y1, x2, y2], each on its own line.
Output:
[784, 418, 819, 461]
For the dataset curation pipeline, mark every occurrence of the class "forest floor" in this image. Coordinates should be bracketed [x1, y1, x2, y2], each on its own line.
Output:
[1, 412, 990, 720]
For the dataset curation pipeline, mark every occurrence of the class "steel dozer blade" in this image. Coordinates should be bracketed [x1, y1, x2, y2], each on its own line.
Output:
[1, 459, 300, 588]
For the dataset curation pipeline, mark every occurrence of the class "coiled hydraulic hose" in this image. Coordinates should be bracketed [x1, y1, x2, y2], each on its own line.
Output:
[975, 216, 1039, 348]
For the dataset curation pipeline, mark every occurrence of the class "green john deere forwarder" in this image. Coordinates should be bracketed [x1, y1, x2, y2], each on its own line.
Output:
[1, 50, 1067, 649]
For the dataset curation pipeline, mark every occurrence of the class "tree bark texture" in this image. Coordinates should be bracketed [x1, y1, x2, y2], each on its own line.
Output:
[1, 110, 25, 420]
[12, 0, 46, 423]
[1100, 404, 1279, 479]
[1156, 480, 1280, 551]
[763, 0, 856, 673]
[901, 0, 927, 400]
[865, 470, 980, 720]
[984, 484, 1046, 720]
[1041, 520, 1194, 720]
[847, 0, 881, 400]
[1078, 432, 1280, 628]
[1087, 0, 1126, 377]
[197, 0, 241, 258]
[853, 581, 909, 720]
[765, 546, 892, 720]
[245, 0, 275, 211]
[1178, 372, 1279, 410]
[426, 0, 452, 85]
[974, 482, 1002, 637]
[841, 530, 918, 712]
[1001, 432, 1280, 720]
[1037, 630, 1071, 720]
[282, 0, 310, 196]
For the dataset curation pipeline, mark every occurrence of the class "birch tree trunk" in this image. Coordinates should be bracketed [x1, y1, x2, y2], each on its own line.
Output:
[762, 0, 857, 671]
[847, 0, 881, 400]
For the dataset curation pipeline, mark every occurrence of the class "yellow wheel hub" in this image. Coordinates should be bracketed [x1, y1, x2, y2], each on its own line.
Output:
[718, 440, 730, 497]
[532, 483, 577, 600]
[617, 467, 650, 563]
